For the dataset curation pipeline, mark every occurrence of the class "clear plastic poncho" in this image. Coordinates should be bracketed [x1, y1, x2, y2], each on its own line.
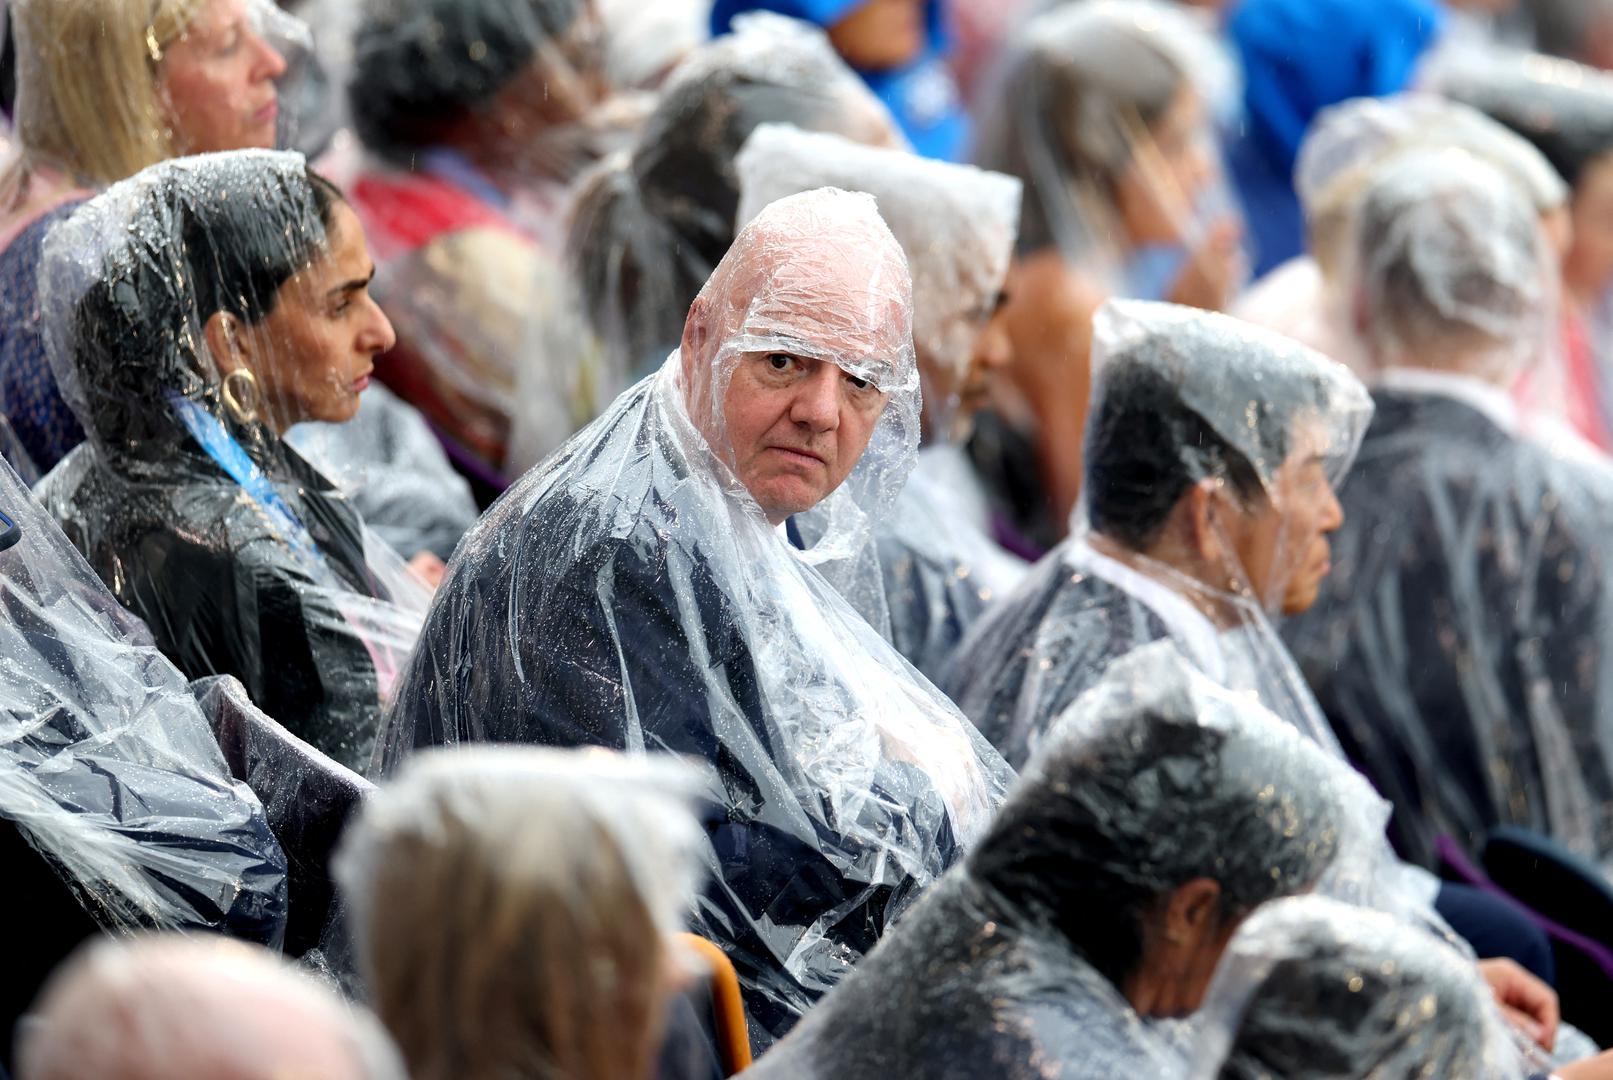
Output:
[973, 0, 1244, 299]
[946, 301, 1448, 925]
[0, 454, 288, 951]
[1236, 92, 1569, 383]
[1190, 896, 1525, 1080]
[287, 381, 478, 560]
[339, 0, 623, 472]
[1285, 149, 1613, 870]
[378, 187, 1015, 1044]
[335, 747, 707, 1080]
[564, 13, 905, 385]
[746, 645, 1353, 1080]
[33, 150, 431, 774]
[734, 123, 1027, 681]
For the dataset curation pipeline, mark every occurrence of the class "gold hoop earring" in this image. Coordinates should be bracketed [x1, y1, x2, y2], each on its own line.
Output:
[221, 369, 261, 425]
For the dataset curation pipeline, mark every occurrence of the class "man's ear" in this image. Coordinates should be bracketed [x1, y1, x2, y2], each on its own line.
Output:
[202, 311, 246, 376]
[1183, 481, 1222, 562]
[681, 297, 712, 418]
[1164, 877, 1223, 944]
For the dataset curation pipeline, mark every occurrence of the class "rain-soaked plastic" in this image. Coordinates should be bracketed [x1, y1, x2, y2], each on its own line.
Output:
[0, 454, 288, 948]
[965, 0, 1246, 556]
[734, 124, 1026, 680]
[1190, 896, 1525, 1080]
[287, 382, 479, 560]
[335, 747, 706, 1080]
[0, 0, 310, 479]
[33, 150, 432, 775]
[565, 13, 905, 383]
[1285, 150, 1613, 869]
[7, 0, 308, 191]
[946, 301, 1452, 927]
[378, 188, 1014, 1044]
[339, 0, 619, 472]
[949, 299, 1374, 762]
[745, 645, 1351, 1080]
[1345, 148, 1554, 386]
[973, 0, 1244, 298]
[1236, 93, 1569, 382]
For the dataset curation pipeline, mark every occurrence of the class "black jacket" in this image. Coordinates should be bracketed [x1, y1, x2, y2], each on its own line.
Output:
[1285, 389, 1613, 867]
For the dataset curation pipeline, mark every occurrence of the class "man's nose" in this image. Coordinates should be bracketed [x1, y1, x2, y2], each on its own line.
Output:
[789, 364, 842, 432]
[1319, 485, 1345, 533]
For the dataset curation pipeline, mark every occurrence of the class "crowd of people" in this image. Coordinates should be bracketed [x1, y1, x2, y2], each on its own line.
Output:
[11, 0, 1613, 1077]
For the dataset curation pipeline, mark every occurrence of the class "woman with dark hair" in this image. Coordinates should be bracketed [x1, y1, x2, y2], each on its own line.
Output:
[340, 0, 620, 473]
[35, 150, 431, 773]
[743, 645, 1351, 1079]
[967, 0, 1245, 552]
[559, 13, 903, 411]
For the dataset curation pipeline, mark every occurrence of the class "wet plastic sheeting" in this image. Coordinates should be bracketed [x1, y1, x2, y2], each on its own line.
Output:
[1190, 896, 1525, 1080]
[379, 188, 1014, 1042]
[0, 455, 287, 946]
[34, 150, 430, 773]
[734, 123, 1026, 679]
[746, 646, 1352, 1080]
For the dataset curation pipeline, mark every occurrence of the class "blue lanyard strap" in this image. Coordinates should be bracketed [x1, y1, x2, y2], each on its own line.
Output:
[169, 394, 328, 571]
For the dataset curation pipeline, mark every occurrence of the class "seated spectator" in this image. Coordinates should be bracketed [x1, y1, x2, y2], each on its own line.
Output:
[1285, 149, 1613, 872]
[0, 456, 287, 1068]
[17, 935, 403, 1080]
[342, 0, 619, 472]
[708, 0, 968, 161]
[743, 646, 1350, 1079]
[969, 1, 1246, 552]
[562, 13, 902, 415]
[1236, 94, 1570, 387]
[1225, 0, 1445, 275]
[1429, 50, 1613, 452]
[948, 299, 1371, 768]
[35, 151, 432, 773]
[378, 188, 1013, 1043]
[734, 124, 1025, 678]
[947, 299, 1563, 984]
[0, 0, 294, 477]
[1194, 895, 1613, 1079]
[336, 747, 706, 1080]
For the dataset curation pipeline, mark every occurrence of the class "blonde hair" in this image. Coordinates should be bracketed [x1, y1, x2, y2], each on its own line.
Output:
[336, 749, 703, 1080]
[7, 0, 207, 197]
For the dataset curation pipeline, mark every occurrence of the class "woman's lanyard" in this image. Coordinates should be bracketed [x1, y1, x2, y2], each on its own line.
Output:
[169, 394, 330, 575]
[169, 394, 404, 702]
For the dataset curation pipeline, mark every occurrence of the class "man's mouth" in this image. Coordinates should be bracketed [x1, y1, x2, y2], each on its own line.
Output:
[767, 445, 825, 467]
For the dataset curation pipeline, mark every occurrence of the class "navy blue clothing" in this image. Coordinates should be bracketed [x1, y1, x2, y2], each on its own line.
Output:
[1435, 883, 1556, 987]
[0, 200, 86, 476]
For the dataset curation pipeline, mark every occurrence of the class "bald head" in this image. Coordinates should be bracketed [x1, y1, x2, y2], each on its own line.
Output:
[678, 188, 916, 523]
[19, 935, 403, 1080]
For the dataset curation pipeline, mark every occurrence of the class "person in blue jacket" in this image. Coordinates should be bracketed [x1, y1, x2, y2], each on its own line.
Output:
[710, 0, 968, 160]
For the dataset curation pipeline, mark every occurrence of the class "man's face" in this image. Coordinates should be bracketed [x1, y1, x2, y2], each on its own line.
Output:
[720, 350, 888, 524]
[1224, 431, 1345, 616]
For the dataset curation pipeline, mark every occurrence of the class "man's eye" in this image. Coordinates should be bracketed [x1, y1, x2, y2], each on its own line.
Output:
[766, 354, 794, 372]
[846, 375, 871, 391]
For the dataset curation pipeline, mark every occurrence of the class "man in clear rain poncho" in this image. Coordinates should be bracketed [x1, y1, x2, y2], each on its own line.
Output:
[1284, 148, 1613, 875]
[742, 645, 1358, 1080]
[733, 124, 1026, 681]
[944, 298, 1575, 986]
[0, 456, 289, 1065]
[378, 187, 1014, 1043]
[947, 298, 1373, 770]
